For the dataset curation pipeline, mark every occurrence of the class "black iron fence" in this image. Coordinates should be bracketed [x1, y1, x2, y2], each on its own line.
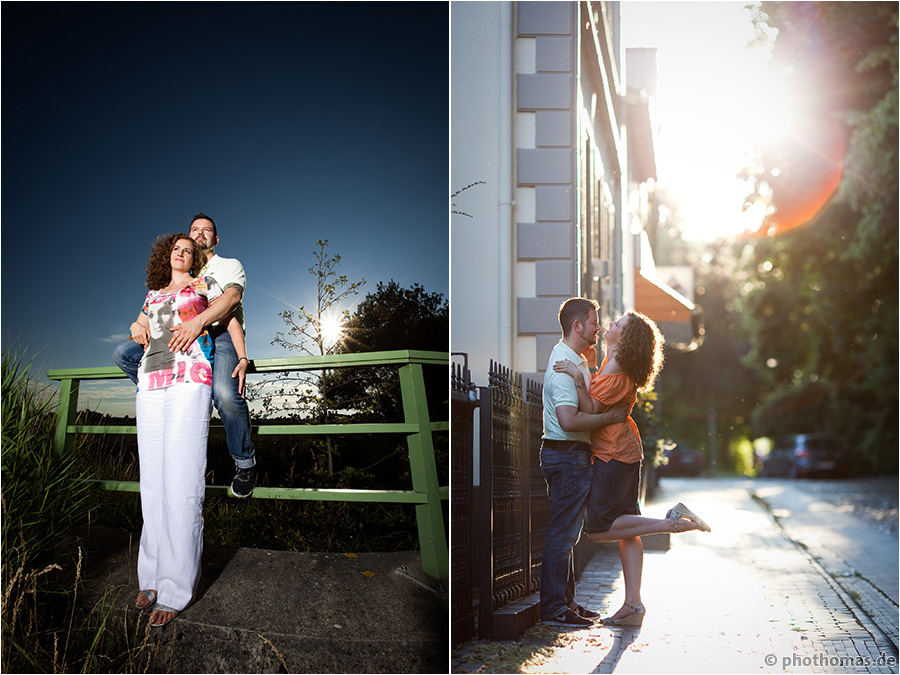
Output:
[451, 357, 548, 643]
[450, 356, 477, 645]
[525, 377, 550, 599]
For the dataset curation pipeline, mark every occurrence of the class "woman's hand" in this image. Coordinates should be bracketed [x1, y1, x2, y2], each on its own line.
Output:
[231, 357, 248, 398]
[130, 322, 150, 349]
[609, 404, 629, 424]
[552, 359, 582, 380]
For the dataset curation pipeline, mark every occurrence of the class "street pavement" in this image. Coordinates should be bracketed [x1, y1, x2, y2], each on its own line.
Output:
[753, 477, 898, 653]
[452, 477, 898, 674]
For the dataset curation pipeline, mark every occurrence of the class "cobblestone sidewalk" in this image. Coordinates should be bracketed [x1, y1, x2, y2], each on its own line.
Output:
[452, 479, 898, 674]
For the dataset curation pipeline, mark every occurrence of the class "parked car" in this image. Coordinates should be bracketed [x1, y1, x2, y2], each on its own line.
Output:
[761, 433, 849, 478]
[657, 442, 705, 477]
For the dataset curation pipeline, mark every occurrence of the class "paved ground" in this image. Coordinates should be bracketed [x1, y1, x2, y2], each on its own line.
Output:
[452, 477, 898, 674]
[69, 525, 448, 673]
[753, 476, 899, 653]
[785, 477, 899, 538]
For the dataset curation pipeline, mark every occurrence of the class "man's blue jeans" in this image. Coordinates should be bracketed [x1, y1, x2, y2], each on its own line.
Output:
[539, 442, 593, 620]
[112, 330, 256, 469]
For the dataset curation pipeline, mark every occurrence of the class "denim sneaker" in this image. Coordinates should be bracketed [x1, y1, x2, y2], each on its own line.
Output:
[231, 467, 255, 498]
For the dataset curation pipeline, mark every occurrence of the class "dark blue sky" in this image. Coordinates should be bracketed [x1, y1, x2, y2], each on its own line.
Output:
[2, 2, 448, 411]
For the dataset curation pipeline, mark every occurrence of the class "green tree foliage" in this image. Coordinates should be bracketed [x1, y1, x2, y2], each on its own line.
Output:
[321, 281, 449, 487]
[739, 2, 898, 472]
[332, 280, 449, 421]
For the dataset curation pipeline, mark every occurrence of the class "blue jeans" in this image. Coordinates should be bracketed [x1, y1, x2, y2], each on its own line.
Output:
[539, 442, 593, 620]
[113, 330, 256, 469]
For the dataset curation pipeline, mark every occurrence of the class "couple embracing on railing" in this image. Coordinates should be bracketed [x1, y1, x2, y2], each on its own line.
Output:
[539, 297, 711, 629]
[111, 213, 256, 628]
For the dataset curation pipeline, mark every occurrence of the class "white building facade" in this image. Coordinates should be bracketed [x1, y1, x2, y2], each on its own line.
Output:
[452, 1, 695, 384]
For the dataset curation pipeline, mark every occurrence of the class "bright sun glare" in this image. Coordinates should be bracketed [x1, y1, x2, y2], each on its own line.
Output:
[320, 313, 343, 349]
[623, 3, 799, 241]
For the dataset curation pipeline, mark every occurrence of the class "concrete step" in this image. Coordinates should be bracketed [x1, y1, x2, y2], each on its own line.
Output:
[69, 526, 448, 673]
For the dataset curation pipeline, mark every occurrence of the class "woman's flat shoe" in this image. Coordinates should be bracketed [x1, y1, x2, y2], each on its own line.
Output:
[666, 502, 711, 532]
[601, 602, 646, 627]
[149, 604, 179, 628]
[135, 589, 157, 610]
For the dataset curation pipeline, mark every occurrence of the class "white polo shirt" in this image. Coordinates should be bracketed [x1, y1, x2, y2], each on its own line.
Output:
[542, 340, 591, 443]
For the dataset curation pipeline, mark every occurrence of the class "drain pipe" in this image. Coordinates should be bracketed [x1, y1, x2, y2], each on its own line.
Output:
[498, 1, 513, 367]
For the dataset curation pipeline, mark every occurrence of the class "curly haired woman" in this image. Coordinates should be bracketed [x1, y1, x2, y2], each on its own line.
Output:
[554, 310, 710, 627]
[128, 233, 248, 628]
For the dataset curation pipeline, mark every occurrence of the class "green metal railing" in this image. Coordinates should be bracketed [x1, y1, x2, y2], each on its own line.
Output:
[47, 349, 449, 582]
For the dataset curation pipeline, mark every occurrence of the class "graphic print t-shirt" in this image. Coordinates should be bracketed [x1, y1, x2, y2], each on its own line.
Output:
[138, 276, 223, 391]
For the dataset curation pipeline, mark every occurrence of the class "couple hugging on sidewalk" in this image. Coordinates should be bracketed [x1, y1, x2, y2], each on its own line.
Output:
[540, 297, 711, 629]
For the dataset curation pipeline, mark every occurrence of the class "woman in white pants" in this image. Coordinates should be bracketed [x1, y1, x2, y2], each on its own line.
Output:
[127, 232, 247, 628]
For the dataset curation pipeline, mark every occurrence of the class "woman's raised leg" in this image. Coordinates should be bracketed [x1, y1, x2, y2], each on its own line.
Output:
[587, 513, 699, 543]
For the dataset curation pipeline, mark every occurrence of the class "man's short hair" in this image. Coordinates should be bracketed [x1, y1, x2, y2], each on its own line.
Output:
[558, 297, 599, 337]
[191, 212, 217, 238]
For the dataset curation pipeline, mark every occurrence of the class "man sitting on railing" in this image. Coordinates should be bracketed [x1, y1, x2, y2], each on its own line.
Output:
[539, 297, 626, 629]
[113, 212, 257, 498]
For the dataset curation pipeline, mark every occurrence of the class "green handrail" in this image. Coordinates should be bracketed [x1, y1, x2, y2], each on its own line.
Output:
[46, 349, 449, 583]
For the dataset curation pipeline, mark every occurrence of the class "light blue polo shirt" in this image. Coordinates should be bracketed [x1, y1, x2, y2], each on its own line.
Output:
[542, 340, 591, 443]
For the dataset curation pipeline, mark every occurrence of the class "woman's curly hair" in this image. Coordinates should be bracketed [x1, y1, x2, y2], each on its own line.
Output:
[145, 233, 203, 290]
[616, 310, 664, 392]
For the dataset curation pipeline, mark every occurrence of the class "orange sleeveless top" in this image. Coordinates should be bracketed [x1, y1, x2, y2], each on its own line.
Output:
[589, 356, 643, 464]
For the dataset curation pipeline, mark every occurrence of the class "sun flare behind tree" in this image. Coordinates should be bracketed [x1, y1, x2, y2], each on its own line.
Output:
[319, 312, 344, 352]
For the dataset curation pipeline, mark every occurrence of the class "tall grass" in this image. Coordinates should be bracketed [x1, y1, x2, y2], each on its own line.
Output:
[1, 350, 90, 572]
[3, 542, 158, 674]
[1, 349, 156, 673]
